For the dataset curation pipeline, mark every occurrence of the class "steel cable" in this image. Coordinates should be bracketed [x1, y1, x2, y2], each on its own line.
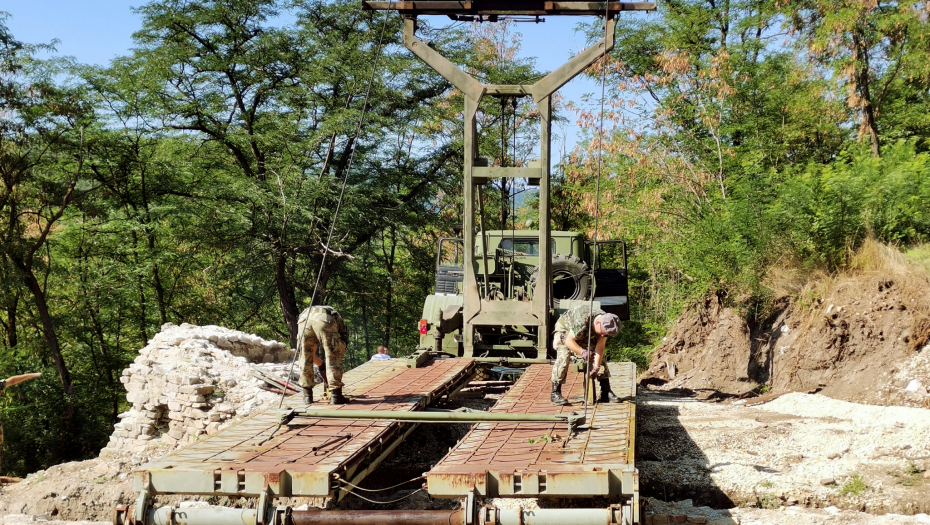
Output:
[273, 0, 396, 419]
[338, 475, 425, 492]
[341, 487, 427, 505]
[582, 3, 611, 419]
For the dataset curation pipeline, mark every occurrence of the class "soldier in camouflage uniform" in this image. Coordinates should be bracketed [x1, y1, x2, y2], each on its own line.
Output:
[550, 304, 620, 405]
[296, 306, 349, 405]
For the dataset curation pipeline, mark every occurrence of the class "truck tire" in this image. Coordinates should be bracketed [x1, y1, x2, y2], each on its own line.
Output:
[529, 254, 590, 307]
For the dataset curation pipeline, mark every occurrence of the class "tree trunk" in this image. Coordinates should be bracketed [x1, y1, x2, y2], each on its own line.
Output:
[853, 28, 880, 156]
[152, 264, 168, 325]
[16, 262, 73, 395]
[362, 295, 371, 360]
[276, 253, 299, 350]
[6, 294, 17, 348]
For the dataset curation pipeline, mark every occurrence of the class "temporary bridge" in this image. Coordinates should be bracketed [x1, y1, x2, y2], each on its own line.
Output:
[119, 357, 638, 524]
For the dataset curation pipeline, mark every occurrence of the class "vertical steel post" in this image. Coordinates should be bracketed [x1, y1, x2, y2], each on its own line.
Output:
[533, 95, 553, 352]
[462, 95, 481, 357]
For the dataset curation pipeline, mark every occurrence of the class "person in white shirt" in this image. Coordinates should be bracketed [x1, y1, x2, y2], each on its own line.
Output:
[370, 345, 391, 360]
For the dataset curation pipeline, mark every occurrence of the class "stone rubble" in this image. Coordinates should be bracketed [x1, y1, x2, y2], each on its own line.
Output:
[104, 323, 298, 453]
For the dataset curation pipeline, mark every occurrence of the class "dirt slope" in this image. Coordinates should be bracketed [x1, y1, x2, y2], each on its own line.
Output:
[643, 242, 930, 407]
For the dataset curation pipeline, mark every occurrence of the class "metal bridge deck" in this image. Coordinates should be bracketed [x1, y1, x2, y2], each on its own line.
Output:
[427, 362, 638, 498]
[133, 358, 475, 499]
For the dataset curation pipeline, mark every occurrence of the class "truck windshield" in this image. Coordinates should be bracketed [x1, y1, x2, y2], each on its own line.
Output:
[501, 238, 539, 255]
[499, 238, 556, 255]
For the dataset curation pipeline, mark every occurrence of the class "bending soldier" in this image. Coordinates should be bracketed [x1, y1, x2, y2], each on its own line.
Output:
[296, 306, 349, 405]
[550, 304, 620, 405]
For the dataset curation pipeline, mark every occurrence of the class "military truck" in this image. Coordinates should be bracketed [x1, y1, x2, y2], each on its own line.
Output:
[418, 229, 628, 361]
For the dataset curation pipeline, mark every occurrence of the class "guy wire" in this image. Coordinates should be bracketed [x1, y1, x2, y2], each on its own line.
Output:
[583, 3, 611, 419]
[275, 1, 396, 416]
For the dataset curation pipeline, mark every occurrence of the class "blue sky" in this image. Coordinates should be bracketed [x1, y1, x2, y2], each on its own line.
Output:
[3, 1, 602, 150]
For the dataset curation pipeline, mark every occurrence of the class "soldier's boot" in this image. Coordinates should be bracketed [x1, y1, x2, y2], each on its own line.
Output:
[329, 388, 349, 405]
[550, 382, 569, 406]
[598, 377, 620, 403]
[302, 389, 313, 405]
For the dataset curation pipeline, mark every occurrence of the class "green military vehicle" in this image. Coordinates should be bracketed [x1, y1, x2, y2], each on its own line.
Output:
[418, 229, 628, 361]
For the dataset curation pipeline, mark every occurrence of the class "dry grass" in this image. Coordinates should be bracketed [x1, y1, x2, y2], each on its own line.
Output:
[763, 256, 831, 301]
[763, 256, 833, 315]
[765, 239, 930, 343]
[849, 237, 923, 275]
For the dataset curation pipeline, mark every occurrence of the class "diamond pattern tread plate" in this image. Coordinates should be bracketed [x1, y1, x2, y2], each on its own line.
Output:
[134, 358, 475, 498]
[426, 361, 638, 498]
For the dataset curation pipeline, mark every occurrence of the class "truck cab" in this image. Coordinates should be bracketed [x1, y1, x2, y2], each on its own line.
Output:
[419, 230, 628, 360]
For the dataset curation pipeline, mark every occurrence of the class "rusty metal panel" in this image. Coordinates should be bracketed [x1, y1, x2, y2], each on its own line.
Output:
[427, 363, 637, 498]
[135, 358, 475, 498]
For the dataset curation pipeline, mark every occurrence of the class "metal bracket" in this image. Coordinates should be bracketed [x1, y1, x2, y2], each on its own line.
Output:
[405, 349, 432, 368]
[255, 486, 272, 525]
[132, 475, 152, 525]
[276, 407, 297, 425]
[483, 505, 499, 525]
[270, 506, 291, 525]
[566, 411, 585, 434]
[465, 490, 477, 525]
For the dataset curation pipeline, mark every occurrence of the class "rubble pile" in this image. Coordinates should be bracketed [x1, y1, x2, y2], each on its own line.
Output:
[104, 323, 296, 453]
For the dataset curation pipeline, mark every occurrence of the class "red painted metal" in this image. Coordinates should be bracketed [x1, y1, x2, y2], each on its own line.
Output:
[427, 362, 637, 498]
[134, 358, 476, 497]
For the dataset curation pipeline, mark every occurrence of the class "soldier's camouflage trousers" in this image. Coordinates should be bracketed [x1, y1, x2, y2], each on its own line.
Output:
[297, 308, 346, 390]
[550, 331, 610, 384]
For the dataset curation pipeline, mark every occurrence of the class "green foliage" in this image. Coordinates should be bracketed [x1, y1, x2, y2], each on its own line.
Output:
[775, 141, 930, 270]
[0, 1, 468, 474]
[755, 494, 781, 509]
[840, 474, 867, 496]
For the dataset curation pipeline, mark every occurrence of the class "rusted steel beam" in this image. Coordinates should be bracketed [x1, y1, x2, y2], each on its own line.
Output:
[291, 510, 464, 525]
[362, 0, 656, 15]
[284, 408, 584, 427]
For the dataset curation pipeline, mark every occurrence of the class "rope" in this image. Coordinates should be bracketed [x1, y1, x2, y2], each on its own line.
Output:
[274, 1, 396, 415]
[582, 4, 611, 415]
[342, 487, 427, 504]
[339, 475, 425, 492]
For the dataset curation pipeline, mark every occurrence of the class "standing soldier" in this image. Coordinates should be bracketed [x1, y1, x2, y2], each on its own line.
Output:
[550, 305, 621, 405]
[296, 306, 349, 405]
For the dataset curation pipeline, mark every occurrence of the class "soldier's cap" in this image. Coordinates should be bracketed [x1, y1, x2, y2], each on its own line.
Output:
[596, 313, 620, 336]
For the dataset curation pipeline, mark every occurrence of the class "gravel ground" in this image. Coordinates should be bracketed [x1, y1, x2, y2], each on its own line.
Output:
[639, 388, 930, 517]
[645, 497, 930, 524]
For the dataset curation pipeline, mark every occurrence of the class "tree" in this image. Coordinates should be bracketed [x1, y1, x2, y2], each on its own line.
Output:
[785, 0, 930, 155]
[0, 15, 101, 395]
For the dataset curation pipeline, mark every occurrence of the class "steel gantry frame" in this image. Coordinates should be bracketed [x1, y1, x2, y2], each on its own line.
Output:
[364, 1, 652, 360]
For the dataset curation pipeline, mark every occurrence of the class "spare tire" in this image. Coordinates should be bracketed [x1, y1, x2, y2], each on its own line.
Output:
[529, 254, 590, 307]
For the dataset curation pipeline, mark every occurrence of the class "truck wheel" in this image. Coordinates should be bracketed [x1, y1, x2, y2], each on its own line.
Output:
[530, 254, 590, 307]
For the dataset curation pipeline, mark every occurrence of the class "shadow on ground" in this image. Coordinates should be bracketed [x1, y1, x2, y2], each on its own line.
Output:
[637, 388, 736, 510]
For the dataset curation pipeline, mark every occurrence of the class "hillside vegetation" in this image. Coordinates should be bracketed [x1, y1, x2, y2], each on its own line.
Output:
[1, 0, 929, 474]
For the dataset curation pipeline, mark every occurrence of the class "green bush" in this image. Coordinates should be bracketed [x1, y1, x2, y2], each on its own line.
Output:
[840, 474, 867, 496]
[775, 140, 930, 270]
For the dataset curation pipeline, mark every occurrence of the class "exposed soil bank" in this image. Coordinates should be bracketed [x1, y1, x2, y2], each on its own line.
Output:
[642, 247, 930, 408]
